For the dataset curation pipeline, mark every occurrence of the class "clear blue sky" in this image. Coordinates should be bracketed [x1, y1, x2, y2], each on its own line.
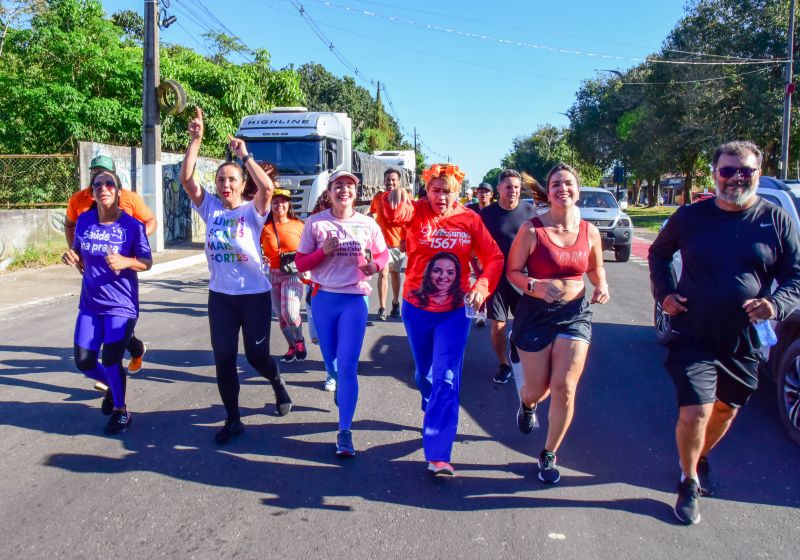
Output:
[101, 0, 688, 183]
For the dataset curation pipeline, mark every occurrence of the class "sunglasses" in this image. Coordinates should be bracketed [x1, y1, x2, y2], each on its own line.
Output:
[92, 180, 118, 190]
[716, 166, 758, 179]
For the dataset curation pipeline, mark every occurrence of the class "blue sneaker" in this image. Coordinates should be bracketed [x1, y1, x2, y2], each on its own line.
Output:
[336, 430, 355, 457]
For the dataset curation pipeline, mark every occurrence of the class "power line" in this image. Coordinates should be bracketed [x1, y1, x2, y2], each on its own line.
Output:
[621, 64, 780, 86]
[301, 0, 789, 66]
[174, 0, 255, 63]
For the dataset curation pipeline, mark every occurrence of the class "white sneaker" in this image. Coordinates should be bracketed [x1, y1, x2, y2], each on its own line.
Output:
[323, 376, 337, 392]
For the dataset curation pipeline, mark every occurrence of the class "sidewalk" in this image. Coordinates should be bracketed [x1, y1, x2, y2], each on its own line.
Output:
[0, 242, 206, 314]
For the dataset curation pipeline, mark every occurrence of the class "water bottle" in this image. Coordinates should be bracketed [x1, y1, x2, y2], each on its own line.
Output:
[464, 296, 486, 322]
[754, 320, 777, 347]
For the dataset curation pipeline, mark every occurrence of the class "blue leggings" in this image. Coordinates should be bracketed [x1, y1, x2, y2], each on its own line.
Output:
[311, 291, 368, 430]
[402, 301, 471, 463]
[73, 312, 136, 409]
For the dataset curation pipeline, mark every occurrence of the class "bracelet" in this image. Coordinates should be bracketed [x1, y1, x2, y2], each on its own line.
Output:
[527, 278, 536, 292]
[241, 154, 253, 165]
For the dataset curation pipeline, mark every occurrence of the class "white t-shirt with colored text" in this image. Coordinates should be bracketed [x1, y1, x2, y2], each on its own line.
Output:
[193, 194, 271, 295]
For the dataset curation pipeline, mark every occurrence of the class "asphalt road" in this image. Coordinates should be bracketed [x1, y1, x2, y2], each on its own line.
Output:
[0, 253, 798, 559]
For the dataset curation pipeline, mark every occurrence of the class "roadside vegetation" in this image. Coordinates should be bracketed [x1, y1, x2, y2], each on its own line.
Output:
[626, 206, 678, 232]
[2, 246, 63, 272]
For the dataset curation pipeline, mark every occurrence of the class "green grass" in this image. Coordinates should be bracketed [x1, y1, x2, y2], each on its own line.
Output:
[626, 205, 678, 232]
[3, 246, 64, 272]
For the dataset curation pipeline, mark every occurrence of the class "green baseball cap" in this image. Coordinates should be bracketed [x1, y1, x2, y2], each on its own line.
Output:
[90, 155, 116, 173]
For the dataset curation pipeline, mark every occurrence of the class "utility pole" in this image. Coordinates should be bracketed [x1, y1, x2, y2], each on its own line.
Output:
[781, 0, 796, 180]
[413, 127, 419, 190]
[143, 0, 164, 251]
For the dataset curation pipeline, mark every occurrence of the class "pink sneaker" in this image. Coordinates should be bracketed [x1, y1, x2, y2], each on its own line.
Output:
[280, 346, 297, 363]
[294, 340, 307, 361]
[427, 461, 455, 476]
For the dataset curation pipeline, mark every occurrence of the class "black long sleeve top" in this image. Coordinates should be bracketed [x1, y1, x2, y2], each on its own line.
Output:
[649, 197, 800, 349]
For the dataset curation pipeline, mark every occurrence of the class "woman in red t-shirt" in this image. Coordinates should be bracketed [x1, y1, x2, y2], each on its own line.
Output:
[384, 164, 503, 476]
[506, 163, 610, 485]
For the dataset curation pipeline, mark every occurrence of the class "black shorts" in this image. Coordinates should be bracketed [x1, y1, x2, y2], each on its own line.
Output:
[487, 277, 523, 322]
[664, 335, 759, 408]
[510, 295, 592, 353]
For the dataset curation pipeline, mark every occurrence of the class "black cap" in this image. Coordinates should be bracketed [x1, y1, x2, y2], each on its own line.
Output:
[477, 182, 492, 192]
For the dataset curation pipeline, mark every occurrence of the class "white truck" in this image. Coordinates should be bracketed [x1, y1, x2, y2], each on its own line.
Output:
[235, 107, 414, 215]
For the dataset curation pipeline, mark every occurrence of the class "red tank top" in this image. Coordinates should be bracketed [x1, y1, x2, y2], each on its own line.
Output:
[526, 217, 590, 281]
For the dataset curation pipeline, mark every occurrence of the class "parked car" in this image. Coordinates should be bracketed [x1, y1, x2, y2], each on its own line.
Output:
[577, 187, 633, 262]
[651, 176, 800, 445]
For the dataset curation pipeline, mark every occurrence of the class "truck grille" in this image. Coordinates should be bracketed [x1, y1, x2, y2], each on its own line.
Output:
[588, 219, 614, 228]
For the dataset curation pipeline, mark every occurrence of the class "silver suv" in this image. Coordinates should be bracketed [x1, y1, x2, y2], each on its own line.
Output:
[652, 177, 800, 445]
[577, 187, 634, 262]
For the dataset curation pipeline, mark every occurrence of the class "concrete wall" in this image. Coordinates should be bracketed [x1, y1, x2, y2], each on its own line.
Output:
[78, 142, 222, 243]
[0, 208, 67, 266]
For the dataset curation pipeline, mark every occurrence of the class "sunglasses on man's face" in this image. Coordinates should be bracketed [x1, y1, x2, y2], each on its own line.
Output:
[716, 166, 758, 179]
[92, 180, 118, 190]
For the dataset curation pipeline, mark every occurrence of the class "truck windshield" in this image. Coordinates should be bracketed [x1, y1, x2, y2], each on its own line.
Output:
[577, 191, 619, 209]
[246, 140, 322, 175]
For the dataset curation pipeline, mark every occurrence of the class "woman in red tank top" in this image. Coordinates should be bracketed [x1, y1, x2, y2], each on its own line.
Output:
[506, 163, 610, 484]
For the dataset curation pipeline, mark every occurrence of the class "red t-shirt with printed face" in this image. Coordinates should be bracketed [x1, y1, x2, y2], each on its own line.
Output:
[383, 195, 503, 313]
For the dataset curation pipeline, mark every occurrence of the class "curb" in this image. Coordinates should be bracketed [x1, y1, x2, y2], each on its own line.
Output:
[140, 253, 206, 279]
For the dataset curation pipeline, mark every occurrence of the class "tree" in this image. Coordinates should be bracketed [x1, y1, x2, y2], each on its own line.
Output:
[0, 0, 44, 57]
[0, 0, 303, 158]
[482, 167, 502, 186]
[110, 8, 142, 45]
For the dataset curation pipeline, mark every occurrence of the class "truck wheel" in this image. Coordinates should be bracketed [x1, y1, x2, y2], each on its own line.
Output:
[614, 244, 631, 262]
[653, 299, 672, 345]
[776, 340, 800, 446]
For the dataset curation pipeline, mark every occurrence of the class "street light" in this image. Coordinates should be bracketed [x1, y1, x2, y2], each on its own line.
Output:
[595, 68, 624, 79]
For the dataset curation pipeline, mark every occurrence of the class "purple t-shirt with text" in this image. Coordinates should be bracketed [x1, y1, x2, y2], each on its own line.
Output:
[73, 211, 152, 318]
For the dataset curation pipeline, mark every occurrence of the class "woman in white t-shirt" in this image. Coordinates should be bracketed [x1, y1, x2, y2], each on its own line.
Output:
[179, 108, 292, 445]
[296, 171, 389, 457]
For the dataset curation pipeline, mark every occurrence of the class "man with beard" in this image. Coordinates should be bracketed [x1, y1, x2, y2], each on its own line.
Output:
[649, 140, 800, 525]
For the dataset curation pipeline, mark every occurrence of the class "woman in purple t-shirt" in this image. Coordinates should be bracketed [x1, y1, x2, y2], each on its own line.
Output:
[62, 169, 152, 435]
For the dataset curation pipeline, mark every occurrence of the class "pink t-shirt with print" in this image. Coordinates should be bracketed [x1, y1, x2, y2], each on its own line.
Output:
[297, 209, 387, 295]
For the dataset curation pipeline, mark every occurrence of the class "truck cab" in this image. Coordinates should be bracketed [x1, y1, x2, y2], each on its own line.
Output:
[235, 107, 351, 216]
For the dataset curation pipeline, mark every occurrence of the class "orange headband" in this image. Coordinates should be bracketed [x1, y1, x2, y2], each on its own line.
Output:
[422, 163, 465, 185]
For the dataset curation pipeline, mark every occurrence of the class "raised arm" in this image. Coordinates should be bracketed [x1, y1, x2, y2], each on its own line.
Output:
[229, 137, 274, 216]
[179, 107, 206, 207]
[382, 188, 415, 225]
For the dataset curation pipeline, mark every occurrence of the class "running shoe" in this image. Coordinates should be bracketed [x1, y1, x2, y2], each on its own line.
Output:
[280, 346, 297, 363]
[674, 477, 702, 525]
[697, 456, 714, 497]
[427, 461, 455, 476]
[104, 410, 132, 435]
[324, 375, 337, 392]
[390, 302, 400, 318]
[127, 343, 146, 374]
[215, 418, 244, 445]
[336, 430, 355, 457]
[517, 402, 538, 434]
[492, 363, 513, 384]
[377, 307, 387, 321]
[294, 340, 308, 361]
[101, 389, 114, 416]
[271, 376, 293, 416]
[538, 450, 561, 484]
[476, 318, 486, 328]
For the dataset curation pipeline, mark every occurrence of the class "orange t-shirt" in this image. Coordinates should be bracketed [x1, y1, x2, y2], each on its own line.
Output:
[260, 219, 304, 269]
[65, 188, 155, 224]
[382, 195, 503, 312]
[370, 192, 405, 248]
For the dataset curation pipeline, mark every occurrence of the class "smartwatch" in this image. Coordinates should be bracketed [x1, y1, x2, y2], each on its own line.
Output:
[527, 278, 535, 292]
[241, 154, 253, 165]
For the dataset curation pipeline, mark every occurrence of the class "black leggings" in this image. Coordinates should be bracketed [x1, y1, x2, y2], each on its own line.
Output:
[208, 290, 278, 420]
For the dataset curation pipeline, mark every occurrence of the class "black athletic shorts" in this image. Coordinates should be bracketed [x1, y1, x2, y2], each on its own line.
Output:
[487, 277, 523, 322]
[664, 334, 759, 408]
[510, 295, 592, 353]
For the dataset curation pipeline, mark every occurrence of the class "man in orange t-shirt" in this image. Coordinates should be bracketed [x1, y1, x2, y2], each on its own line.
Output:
[369, 168, 406, 321]
[64, 155, 158, 376]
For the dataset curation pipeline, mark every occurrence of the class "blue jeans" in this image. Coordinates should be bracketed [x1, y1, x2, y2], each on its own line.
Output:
[402, 301, 471, 462]
[312, 291, 368, 430]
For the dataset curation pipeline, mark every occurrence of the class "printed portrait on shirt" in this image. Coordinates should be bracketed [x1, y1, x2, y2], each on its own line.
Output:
[409, 251, 464, 310]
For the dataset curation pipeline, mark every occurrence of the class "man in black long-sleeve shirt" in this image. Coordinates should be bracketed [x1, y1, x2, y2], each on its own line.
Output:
[649, 140, 800, 525]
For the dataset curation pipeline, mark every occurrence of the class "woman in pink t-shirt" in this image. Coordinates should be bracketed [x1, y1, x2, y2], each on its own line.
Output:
[296, 171, 389, 457]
